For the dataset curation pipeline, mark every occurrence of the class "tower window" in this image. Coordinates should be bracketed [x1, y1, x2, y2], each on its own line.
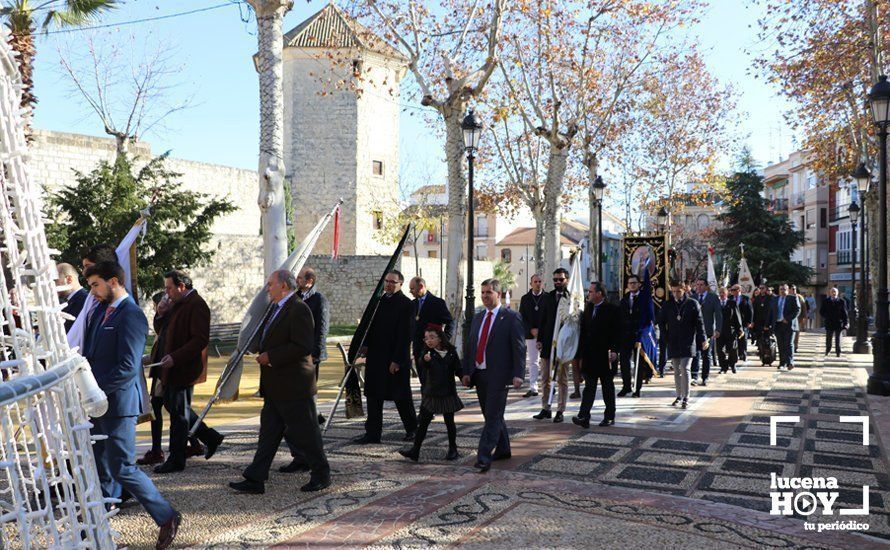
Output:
[372, 210, 383, 230]
[372, 160, 384, 176]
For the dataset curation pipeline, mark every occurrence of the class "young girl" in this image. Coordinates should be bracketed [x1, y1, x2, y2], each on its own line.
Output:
[399, 324, 463, 462]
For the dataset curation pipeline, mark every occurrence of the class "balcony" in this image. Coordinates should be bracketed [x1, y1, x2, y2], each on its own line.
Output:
[837, 250, 851, 265]
[792, 192, 805, 208]
[768, 198, 788, 211]
[829, 205, 850, 223]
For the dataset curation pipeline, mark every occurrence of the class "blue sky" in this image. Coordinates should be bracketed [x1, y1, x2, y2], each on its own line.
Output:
[32, 1, 796, 183]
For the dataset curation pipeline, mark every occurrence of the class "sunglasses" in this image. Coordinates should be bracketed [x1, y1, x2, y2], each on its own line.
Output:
[553, 278, 566, 282]
[384, 279, 400, 284]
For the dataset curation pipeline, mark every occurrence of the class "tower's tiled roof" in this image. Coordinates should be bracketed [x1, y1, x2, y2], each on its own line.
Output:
[284, 3, 406, 61]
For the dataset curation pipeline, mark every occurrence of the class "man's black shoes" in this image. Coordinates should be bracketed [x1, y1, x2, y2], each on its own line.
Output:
[279, 459, 311, 473]
[229, 479, 264, 495]
[572, 416, 590, 429]
[205, 434, 224, 460]
[301, 474, 331, 492]
[532, 409, 552, 420]
[599, 419, 615, 427]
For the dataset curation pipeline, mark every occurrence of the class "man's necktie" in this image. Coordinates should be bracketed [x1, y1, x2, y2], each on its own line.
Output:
[475, 311, 493, 365]
[262, 303, 281, 341]
[102, 305, 116, 325]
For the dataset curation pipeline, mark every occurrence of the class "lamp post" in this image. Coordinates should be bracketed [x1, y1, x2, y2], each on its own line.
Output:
[592, 176, 606, 283]
[849, 201, 860, 342]
[461, 109, 483, 352]
[657, 205, 669, 273]
[867, 75, 890, 395]
[852, 162, 872, 354]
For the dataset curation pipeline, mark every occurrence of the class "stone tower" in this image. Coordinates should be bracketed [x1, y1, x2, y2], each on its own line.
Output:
[282, 3, 406, 256]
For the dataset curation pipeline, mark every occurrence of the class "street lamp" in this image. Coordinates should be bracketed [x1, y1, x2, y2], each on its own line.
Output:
[867, 74, 890, 395]
[852, 163, 872, 354]
[461, 109, 483, 352]
[592, 176, 606, 282]
[849, 201, 860, 346]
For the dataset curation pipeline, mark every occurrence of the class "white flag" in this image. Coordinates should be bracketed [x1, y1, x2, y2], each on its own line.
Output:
[66, 217, 148, 350]
[738, 255, 754, 297]
[706, 244, 718, 291]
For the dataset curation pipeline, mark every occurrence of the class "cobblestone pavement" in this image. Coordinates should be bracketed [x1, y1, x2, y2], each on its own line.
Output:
[111, 332, 889, 549]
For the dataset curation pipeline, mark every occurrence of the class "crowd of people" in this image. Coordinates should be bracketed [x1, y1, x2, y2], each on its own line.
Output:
[54, 242, 856, 549]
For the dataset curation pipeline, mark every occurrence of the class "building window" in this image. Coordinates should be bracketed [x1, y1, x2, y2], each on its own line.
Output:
[372, 210, 383, 230]
[428, 250, 437, 258]
[501, 248, 512, 263]
[696, 214, 709, 229]
[475, 245, 487, 260]
[805, 209, 815, 229]
[372, 160, 384, 176]
[807, 174, 817, 189]
[476, 215, 489, 237]
[820, 207, 827, 228]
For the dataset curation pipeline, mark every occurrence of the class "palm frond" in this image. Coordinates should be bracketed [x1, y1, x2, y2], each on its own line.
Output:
[42, 0, 116, 29]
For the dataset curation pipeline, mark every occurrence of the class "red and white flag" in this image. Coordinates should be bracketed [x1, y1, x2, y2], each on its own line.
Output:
[331, 205, 341, 259]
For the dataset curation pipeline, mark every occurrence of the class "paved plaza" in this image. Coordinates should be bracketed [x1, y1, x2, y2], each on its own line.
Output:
[112, 332, 890, 549]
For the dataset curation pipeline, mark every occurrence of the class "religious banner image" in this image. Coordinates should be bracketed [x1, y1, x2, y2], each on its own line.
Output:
[622, 234, 668, 307]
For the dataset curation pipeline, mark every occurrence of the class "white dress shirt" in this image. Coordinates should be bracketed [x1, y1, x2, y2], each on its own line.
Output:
[475, 304, 501, 370]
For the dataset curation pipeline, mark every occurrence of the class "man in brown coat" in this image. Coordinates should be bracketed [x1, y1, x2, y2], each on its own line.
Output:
[153, 270, 225, 474]
[230, 269, 331, 494]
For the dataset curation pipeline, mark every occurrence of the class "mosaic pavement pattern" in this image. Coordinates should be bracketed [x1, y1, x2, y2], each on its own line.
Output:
[109, 333, 887, 548]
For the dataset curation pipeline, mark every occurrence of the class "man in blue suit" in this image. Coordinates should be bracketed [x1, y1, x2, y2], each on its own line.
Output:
[83, 261, 181, 549]
[770, 283, 801, 370]
[462, 278, 526, 473]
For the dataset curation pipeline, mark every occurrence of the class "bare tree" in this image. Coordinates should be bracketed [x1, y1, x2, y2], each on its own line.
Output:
[57, 31, 192, 157]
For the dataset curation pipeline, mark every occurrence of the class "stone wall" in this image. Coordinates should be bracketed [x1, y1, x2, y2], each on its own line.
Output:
[31, 129, 264, 325]
[306, 254, 493, 325]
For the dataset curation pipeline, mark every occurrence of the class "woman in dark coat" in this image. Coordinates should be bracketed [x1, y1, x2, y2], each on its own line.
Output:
[399, 324, 463, 462]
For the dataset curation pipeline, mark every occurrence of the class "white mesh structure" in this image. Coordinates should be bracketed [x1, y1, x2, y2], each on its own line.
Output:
[0, 27, 115, 549]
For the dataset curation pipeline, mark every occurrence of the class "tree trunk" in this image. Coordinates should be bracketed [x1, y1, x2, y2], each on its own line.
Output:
[585, 151, 599, 282]
[542, 146, 569, 279]
[533, 204, 546, 278]
[444, 109, 467, 323]
[8, 30, 36, 137]
[250, 0, 292, 276]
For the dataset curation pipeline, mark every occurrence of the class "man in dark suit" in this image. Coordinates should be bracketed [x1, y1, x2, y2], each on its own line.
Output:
[518, 274, 545, 397]
[618, 275, 642, 396]
[408, 276, 453, 377]
[230, 269, 330, 494]
[659, 280, 708, 409]
[770, 283, 801, 370]
[55, 262, 87, 332]
[716, 287, 743, 374]
[353, 270, 417, 444]
[691, 278, 722, 387]
[462, 278, 525, 473]
[153, 270, 225, 474]
[534, 267, 571, 422]
[572, 281, 621, 428]
[82, 261, 180, 549]
[819, 287, 849, 357]
[730, 284, 752, 361]
[296, 267, 330, 425]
